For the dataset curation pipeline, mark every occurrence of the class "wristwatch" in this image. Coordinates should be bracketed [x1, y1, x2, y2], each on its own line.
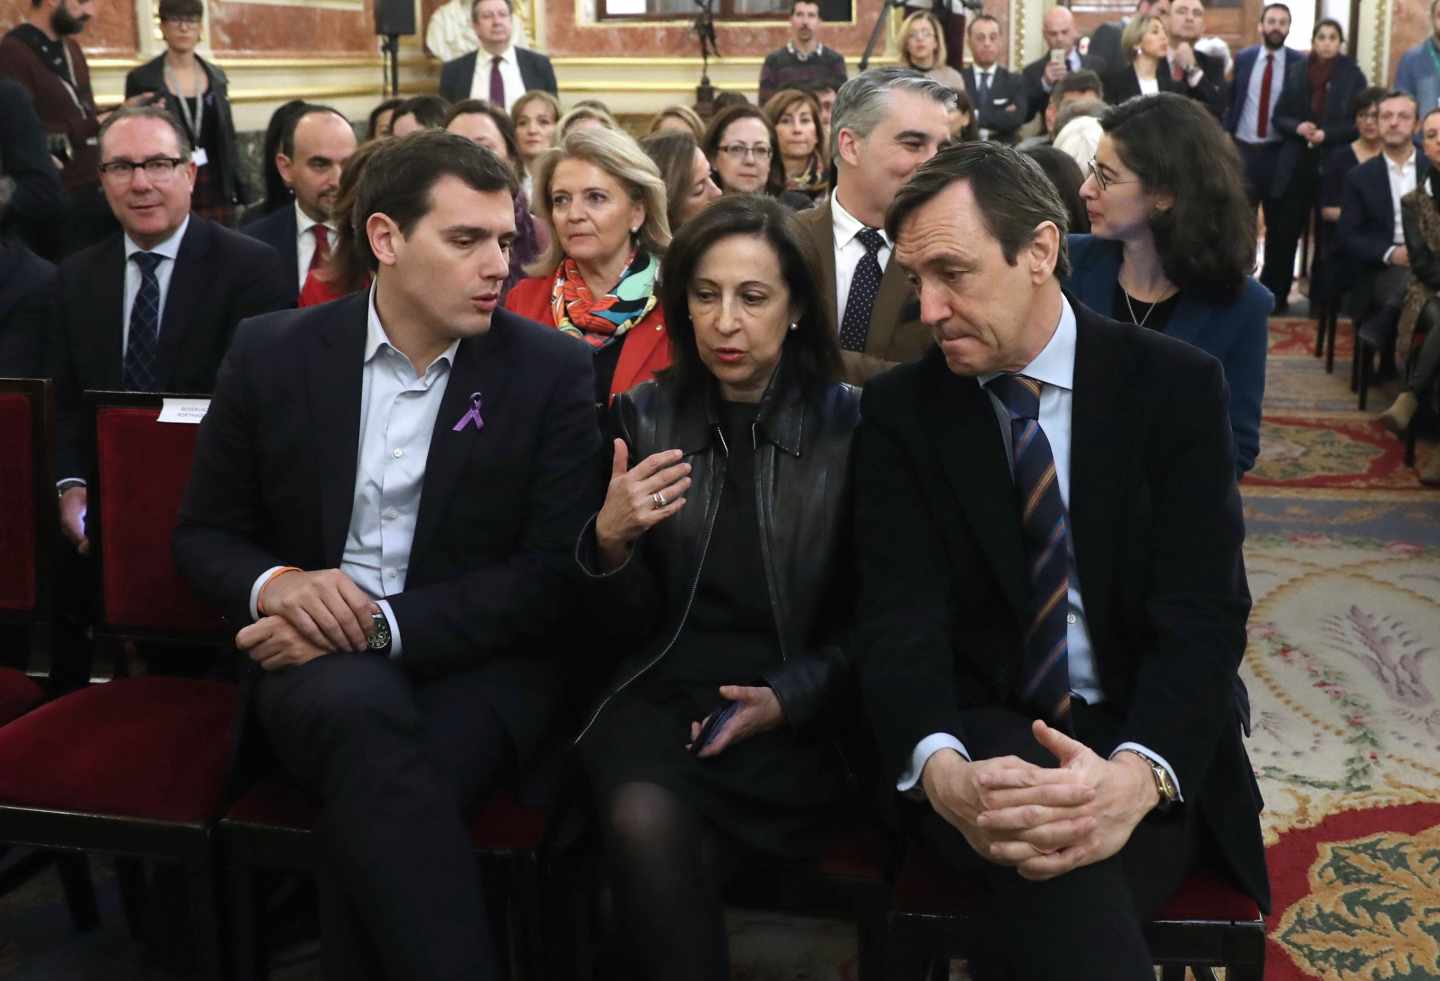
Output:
[367, 610, 392, 656]
[1124, 750, 1179, 813]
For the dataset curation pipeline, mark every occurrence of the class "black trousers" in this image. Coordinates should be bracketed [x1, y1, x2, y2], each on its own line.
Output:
[255, 653, 515, 981]
[1238, 140, 1292, 308]
[922, 704, 1202, 981]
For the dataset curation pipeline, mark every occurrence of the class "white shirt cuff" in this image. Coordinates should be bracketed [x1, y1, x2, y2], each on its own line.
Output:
[377, 598, 402, 659]
[57, 478, 86, 489]
[1111, 742, 1184, 801]
[1185, 65, 1205, 86]
[898, 733, 971, 793]
[248, 565, 287, 621]
[1384, 245, 1399, 264]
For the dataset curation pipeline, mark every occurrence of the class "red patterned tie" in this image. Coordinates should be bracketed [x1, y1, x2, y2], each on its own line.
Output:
[309, 225, 330, 273]
[1256, 53, 1274, 139]
[489, 55, 505, 108]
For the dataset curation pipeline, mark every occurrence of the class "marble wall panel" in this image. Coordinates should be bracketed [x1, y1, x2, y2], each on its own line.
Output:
[208, 0, 379, 54]
[0, 0, 138, 56]
[1388, 0, 1425, 88]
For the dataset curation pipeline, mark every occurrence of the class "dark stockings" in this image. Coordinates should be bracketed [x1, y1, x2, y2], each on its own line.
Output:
[1406, 298, 1440, 396]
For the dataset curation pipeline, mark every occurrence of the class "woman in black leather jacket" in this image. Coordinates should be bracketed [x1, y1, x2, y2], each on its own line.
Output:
[575, 193, 860, 981]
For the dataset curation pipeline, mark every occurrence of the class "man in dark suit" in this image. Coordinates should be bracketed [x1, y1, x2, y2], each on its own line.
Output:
[173, 131, 599, 981]
[794, 68, 952, 385]
[1164, 0, 1225, 117]
[1085, 0, 1168, 81]
[1021, 7, 1105, 129]
[438, 0, 556, 112]
[240, 104, 356, 304]
[1339, 91, 1425, 376]
[854, 141, 1267, 980]
[963, 15, 1027, 144]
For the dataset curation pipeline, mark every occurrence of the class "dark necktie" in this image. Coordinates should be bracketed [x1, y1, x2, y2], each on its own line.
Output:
[489, 55, 505, 107]
[985, 374, 1072, 727]
[1257, 53, 1275, 139]
[123, 252, 165, 392]
[977, 70, 992, 106]
[839, 227, 885, 353]
[309, 224, 330, 272]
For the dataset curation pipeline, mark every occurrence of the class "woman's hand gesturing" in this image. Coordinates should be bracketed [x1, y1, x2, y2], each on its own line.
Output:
[595, 438, 691, 570]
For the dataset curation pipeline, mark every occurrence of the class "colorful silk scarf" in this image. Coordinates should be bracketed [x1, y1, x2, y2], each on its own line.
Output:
[549, 248, 659, 347]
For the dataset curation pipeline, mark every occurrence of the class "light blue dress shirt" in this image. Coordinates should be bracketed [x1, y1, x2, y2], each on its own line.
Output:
[897, 296, 1181, 800]
[1235, 47, 1288, 145]
[121, 215, 189, 361]
[249, 285, 460, 659]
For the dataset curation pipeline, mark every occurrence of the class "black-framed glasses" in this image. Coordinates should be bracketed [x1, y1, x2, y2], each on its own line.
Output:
[1086, 158, 1138, 192]
[161, 16, 202, 27]
[718, 143, 773, 161]
[99, 157, 188, 182]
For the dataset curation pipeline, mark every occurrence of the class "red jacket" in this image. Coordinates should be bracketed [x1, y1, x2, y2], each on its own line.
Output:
[505, 271, 669, 401]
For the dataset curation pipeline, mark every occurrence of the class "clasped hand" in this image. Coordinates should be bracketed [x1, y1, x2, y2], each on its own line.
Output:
[236, 568, 379, 671]
[921, 720, 1158, 881]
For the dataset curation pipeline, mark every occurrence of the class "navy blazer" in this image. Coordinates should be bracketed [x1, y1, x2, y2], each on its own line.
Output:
[961, 65, 1027, 141]
[438, 46, 557, 104]
[1270, 54, 1368, 196]
[240, 204, 300, 303]
[173, 293, 600, 763]
[1224, 44, 1306, 135]
[1062, 234, 1271, 474]
[1339, 152, 1431, 268]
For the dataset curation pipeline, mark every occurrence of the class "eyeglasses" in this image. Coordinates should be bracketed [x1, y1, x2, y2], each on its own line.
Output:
[1086, 158, 1138, 192]
[99, 157, 188, 182]
[718, 143, 773, 161]
[162, 16, 201, 27]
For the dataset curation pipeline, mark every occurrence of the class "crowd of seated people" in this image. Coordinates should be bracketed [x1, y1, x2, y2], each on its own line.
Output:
[5, 0, 1440, 974]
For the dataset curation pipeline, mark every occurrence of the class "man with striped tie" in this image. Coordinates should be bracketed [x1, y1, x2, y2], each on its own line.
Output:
[852, 141, 1267, 979]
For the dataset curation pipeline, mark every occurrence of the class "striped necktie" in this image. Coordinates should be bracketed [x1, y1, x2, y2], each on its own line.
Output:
[123, 251, 166, 392]
[986, 373, 1072, 727]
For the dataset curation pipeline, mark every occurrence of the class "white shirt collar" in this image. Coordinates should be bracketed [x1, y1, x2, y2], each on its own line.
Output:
[974, 63, 995, 76]
[788, 42, 824, 60]
[365, 283, 461, 373]
[831, 191, 887, 249]
[294, 200, 336, 240]
[482, 44, 516, 64]
[978, 292, 1076, 393]
[124, 214, 189, 262]
[1387, 149, 1417, 175]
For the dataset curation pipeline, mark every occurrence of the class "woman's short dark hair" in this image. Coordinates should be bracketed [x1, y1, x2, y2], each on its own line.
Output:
[350, 130, 517, 274]
[660, 193, 841, 400]
[392, 95, 450, 130]
[260, 99, 309, 214]
[367, 98, 403, 140]
[1312, 17, 1344, 43]
[158, 0, 202, 21]
[702, 104, 786, 197]
[1351, 85, 1388, 120]
[442, 99, 523, 173]
[887, 140, 1072, 280]
[641, 130, 702, 232]
[1101, 93, 1255, 301]
[1023, 145, 1089, 235]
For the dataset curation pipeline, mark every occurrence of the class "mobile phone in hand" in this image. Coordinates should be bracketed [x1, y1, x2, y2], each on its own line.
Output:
[691, 701, 739, 756]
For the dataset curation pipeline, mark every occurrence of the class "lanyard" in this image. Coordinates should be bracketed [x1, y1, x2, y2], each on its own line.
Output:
[57, 41, 87, 117]
[163, 62, 204, 145]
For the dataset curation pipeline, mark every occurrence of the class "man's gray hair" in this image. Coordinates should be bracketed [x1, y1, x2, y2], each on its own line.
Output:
[829, 67, 957, 163]
[1053, 96, 1107, 134]
[97, 105, 193, 158]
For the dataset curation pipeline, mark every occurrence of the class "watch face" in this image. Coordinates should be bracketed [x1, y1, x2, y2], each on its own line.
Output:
[368, 613, 391, 650]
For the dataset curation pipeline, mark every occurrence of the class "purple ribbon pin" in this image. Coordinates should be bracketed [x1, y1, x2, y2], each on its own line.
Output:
[453, 391, 484, 432]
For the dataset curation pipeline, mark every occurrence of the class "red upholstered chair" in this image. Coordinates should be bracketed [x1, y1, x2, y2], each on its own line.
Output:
[887, 840, 1265, 981]
[219, 775, 552, 981]
[0, 391, 237, 979]
[0, 378, 55, 724]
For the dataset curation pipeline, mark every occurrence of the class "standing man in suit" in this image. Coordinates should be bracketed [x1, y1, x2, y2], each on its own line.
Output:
[964, 15, 1027, 144]
[1021, 8, 1104, 129]
[793, 68, 952, 385]
[48, 105, 288, 686]
[1339, 92, 1425, 376]
[173, 130, 599, 981]
[1086, 0, 1169, 82]
[854, 141, 1267, 980]
[438, 0, 556, 113]
[1165, 0, 1225, 118]
[241, 104, 357, 304]
[1225, 4, 1302, 306]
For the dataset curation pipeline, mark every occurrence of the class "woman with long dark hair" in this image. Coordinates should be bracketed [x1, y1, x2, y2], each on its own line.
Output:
[576, 193, 857, 981]
[1068, 94, 1271, 474]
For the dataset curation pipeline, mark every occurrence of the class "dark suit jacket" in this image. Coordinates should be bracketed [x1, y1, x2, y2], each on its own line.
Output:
[1102, 64, 1186, 104]
[0, 78, 64, 244]
[852, 294, 1268, 912]
[1185, 48, 1227, 118]
[172, 294, 600, 763]
[1224, 44, 1306, 135]
[1062, 235, 1272, 474]
[1270, 54, 1368, 196]
[1085, 20, 1124, 81]
[48, 215, 291, 480]
[793, 197, 931, 384]
[961, 65, 1027, 142]
[0, 242, 53, 376]
[1340, 153, 1431, 268]
[125, 54, 249, 208]
[1020, 50, 1107, 126]
[240, 204, 299, 302]
[439, 47, 557, 104]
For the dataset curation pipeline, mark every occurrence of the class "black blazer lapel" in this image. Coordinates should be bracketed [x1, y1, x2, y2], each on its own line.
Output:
[409, 317, 515, 570]
[921, 353, 1029, 619]
[306, 293, 367, 565]
[155, 216, 210, 386]
[91, 237, 127, 387]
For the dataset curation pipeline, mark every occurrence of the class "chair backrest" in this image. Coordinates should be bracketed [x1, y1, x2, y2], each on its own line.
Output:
[89, 392, 226, 641]
[0, 379, 54, 623]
